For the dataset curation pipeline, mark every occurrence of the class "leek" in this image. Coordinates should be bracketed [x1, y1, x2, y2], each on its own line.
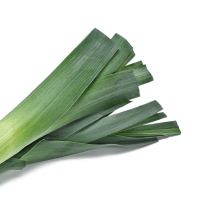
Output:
[0, 29, 181, 175]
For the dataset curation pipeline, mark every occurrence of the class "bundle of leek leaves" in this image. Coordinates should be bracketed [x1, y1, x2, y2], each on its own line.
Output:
[0, 29, 181, 174]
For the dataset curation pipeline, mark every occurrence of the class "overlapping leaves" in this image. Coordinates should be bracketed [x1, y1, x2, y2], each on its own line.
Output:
[0, 29, 180, 174]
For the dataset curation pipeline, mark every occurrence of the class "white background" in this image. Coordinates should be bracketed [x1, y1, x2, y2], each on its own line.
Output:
[0, 0, 199, 199]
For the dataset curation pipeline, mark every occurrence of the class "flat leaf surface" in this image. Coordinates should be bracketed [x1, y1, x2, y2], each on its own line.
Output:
[66, 101, 162, 143]
[46, 102, 130, 140]
[21, 137, 158, 164]
[116, 51, 135, 72]
[91, 135, 157, 144]
[117, 121, 181, 137]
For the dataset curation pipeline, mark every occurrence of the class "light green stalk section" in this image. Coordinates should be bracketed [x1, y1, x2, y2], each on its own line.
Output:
[12, 102, 130, 160]
[0, 28, 118, 164]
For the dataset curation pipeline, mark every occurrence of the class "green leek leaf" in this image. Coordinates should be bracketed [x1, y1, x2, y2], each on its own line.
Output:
[21, 137, 158, 164]
[0, 158, 26, 174]
[98, 33, 134, 76]
[65, 100, 162, 143]
[116, 51, 136, 72]
[0, 137, 157, 173]
[117, 121, 181, 137]
[121, 112, 167, 131]
[91, 135, 157, 145]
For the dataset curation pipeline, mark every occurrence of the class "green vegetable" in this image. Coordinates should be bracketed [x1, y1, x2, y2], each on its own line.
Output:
[0, 29, 181, 175]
